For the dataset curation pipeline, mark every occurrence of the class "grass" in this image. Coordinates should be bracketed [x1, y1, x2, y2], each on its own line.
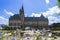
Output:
[51, 29, 60, 31]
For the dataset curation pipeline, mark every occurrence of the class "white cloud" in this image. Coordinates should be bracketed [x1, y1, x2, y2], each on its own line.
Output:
[49, 6, 60, 14]
[0, 16, 8, 25]
[31, 6, 60, 17]
[30, 13, 41, 17]
[43, 6, 60, 17]
[45, 0, 50, 4]
[4, 9, 14, 16]
[48, 16, 60, 25]
[30, 6, 60, 25]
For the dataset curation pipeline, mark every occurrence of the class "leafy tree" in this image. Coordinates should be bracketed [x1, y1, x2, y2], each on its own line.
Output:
[57, 0, 60, 15]
[57, 0, 60, 8]
[2, 25, 8, 30]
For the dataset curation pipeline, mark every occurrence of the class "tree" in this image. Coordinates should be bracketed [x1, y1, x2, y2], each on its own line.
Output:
[2, 25, 8, 30]
[57, 0, 60, 8]
[57, 0, 60, 15]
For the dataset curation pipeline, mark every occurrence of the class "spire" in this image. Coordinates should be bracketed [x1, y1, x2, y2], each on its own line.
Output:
[40, 14, 45, 18]
[22, 5, 24, 10]
[41, 14, 43, 17]
[19, 0, 24, 12]
[19, 5, 24, 12]
[21, 5, 24, 12]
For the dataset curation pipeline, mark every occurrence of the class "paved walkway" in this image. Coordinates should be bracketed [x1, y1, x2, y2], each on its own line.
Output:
[1, 36, 60, 40]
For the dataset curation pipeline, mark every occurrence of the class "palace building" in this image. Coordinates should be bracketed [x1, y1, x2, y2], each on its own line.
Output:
[9, 6, 48, 29]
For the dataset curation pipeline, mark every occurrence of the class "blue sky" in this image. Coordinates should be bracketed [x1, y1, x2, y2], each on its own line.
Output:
[0, 0, 60, 25]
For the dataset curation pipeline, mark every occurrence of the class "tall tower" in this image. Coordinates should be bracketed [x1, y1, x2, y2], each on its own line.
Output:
[19, 5, 24, 27]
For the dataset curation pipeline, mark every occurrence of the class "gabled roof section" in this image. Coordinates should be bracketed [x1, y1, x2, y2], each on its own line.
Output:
[24, 16, 48, 22]
[9, 14, 48, 21]
[9, 14, 20, 20]
[39, 14, 48, 21]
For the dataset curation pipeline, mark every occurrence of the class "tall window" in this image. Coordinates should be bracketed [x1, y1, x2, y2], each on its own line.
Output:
[10, 23, 12, 26]
[18, 23, 20, 26]
[14, 23, 16, 26]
